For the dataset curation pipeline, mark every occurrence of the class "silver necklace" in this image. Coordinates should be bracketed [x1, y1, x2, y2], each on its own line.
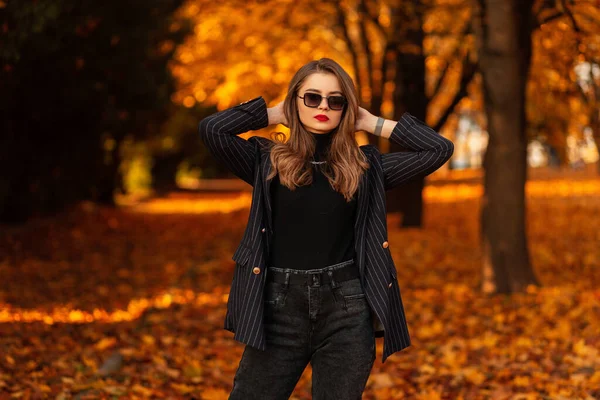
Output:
[310, 160, 327, 165]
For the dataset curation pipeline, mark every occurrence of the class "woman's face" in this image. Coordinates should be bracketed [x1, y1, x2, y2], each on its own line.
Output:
[296, 72, 345, 135]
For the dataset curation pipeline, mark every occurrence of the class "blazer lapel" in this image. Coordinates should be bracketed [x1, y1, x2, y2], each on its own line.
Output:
[354, 156, 370, 278]
[261, 152, 273, 232]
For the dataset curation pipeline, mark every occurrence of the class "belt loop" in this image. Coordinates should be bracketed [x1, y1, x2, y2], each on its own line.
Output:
[284, 272, 290, 288]
[328, 270, 337, 288]
[312, 273, 320, 287]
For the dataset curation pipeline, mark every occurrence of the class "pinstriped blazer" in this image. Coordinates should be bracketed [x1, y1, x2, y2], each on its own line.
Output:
[198, 96, 454, 362]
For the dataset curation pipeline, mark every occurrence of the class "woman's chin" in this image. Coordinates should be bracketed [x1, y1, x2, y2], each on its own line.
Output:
[303, 124, 335, 134]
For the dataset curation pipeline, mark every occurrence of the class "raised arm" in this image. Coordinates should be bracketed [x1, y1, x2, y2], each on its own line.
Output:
[358, 110, 454, 190]
[198, 96, 269, 185]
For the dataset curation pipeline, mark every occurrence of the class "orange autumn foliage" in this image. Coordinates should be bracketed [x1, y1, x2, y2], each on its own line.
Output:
[1, 182, 599, 399]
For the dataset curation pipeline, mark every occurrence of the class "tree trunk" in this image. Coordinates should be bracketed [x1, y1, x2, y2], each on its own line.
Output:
[590, 91, 600, 175]
[385, 0, 428, 228]
[94, 148, 122, 206]
[151, 151, 185, 196]
[473, 0, 540, 293]
[588, 118, 600, 175]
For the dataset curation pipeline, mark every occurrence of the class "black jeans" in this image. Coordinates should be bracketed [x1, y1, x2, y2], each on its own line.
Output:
[229, 259, 376, 400]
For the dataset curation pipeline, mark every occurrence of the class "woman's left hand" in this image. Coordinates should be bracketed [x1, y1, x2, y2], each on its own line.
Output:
[355, 106, 375, 132]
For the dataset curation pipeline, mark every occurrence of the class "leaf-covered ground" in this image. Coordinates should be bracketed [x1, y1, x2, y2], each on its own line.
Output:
[1, 189, 599, 399]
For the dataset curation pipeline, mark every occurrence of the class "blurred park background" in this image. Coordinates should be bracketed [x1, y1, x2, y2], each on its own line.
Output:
[1, 0, 599, 399]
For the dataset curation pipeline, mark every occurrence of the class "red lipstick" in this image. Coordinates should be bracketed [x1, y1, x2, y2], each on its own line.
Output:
[314, 115, 329, 122]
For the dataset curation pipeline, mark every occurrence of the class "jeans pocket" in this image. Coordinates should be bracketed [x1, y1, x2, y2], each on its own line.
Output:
[344, 293, 366, 300]
[338, 278, 367, 311]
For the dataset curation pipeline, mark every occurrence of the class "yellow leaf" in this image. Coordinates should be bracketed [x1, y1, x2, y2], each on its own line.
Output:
[417, 388, 442, 400]
[171, 382, 195, 394]
[511, 393, 538, 400]
[132, 383, 153, 397]
[38, 384, 52, 392]
[463, 367, 486, 385]
[573, 338, 598, 359]
[94, 337, 117, 351]
[368, 372, 394, 388]
[418, 320, 444, 339]
[141, 335, 155, 345]
[103, 385, 126, 396]
[157, 364, 181, 379]
[152, 355, 166, 366]
[119, 347, 136, 356]
[160, 335, 175, 345]
[419, 364, 436, 375]
[201, 388, 229, 400]
[513, 375, 530, 387]
[590, 370, 600, 385]
[515, 337, 533, 347]
[55, 393, 68, 400]
[82, 355, 97, 369]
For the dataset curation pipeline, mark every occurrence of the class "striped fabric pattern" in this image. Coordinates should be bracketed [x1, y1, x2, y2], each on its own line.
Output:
[199, 96, 454, 362]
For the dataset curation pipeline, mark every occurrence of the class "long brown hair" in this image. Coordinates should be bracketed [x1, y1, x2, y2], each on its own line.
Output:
[267, 58, 369, 202]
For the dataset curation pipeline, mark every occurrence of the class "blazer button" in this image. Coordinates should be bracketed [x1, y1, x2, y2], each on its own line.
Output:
[388, 282, 393, 288]
[261, 228, 266, 233]
[382, 241, 389, 248]
[252, 267, 261, 275]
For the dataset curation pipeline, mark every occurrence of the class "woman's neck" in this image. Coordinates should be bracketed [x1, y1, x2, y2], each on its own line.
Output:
[311, 130, 333, 160]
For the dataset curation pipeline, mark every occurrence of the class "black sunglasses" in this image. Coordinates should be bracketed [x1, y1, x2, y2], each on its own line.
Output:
[298, 92, 347, 111]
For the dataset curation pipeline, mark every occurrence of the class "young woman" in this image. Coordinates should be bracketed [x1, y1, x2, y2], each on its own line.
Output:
[199, 58, 454, 399]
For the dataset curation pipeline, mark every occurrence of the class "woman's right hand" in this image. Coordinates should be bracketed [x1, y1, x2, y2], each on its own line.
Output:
[267, 101, 288, 127]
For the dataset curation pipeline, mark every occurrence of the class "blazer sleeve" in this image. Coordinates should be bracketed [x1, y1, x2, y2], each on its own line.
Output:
[198, 96, 269, 185]
[381, 112, 454, 191]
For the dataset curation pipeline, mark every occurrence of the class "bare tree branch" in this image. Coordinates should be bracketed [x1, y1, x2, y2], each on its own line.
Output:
[421, 1, 470, 12]
[534, 10, 564, 28]
[560, 0, 581, 32]
[576, 12, 600, 27]
[358, 0, 374, 106]
[430, 60, 452, 103]
[433, 55, 478, 132]
[532, 0, 555, 20]
[360, 0, 388, 39]
[281, 1, 300, 27]
[425, 30, 472, 37]
[334, 3, 362, 101]
[429, 21, 472, 101]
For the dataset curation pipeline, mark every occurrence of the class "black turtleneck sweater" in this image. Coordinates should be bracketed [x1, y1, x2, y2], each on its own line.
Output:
[269, 130, 358, 270]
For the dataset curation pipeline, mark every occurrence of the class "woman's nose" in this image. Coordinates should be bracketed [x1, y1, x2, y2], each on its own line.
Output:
[318, 98, 329, 110]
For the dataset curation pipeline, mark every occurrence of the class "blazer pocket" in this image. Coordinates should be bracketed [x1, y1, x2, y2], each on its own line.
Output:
[232, 243, 252, 266]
